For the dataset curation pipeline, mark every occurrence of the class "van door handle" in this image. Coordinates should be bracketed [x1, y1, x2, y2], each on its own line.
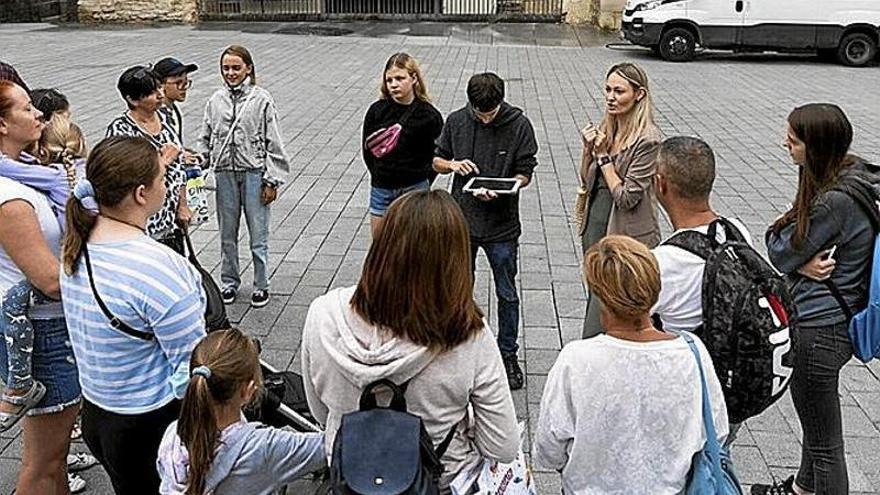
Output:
[735, 0, 743, 12]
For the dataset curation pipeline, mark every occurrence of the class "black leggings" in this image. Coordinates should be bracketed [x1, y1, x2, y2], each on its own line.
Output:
[81, 398, 180, 495]
[790, 322, 852, 494]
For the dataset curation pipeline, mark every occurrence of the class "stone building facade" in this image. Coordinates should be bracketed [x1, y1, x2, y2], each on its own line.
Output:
[564, 0, 625, 29]
[78, 0, 198, 23]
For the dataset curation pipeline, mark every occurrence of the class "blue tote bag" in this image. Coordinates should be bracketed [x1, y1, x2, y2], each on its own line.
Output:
[683, 333, 743, 495]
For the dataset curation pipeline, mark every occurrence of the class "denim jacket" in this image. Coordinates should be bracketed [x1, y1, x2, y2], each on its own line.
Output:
[198, 83, 289, 186]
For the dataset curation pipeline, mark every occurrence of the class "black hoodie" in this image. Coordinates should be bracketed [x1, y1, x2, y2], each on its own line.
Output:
[435, 102, 538, 243]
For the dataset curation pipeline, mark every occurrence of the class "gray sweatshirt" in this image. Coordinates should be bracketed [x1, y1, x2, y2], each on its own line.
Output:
[198, 83, 290, 186]
[300, 286, 519, 487]
[156, 419, 326, 495]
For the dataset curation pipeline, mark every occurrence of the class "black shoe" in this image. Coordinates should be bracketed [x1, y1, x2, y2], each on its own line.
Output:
[251, 289, 270, 308]
[751, 475, 797, 495]
[502, 353, 524, 390]
[221, 288, 237, 305]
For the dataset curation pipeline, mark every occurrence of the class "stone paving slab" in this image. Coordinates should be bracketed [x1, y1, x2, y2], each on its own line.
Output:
[2, 20, 880, 495]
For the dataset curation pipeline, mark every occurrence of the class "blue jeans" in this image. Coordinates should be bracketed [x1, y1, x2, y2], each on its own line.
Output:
[0, 317, 80, 415]
[1, 280, 37, 390]
[369, 180, 430, 217]
[791, 322, 852, 494]
[471, 240, 519, 355]
[216, 170, 271, 291]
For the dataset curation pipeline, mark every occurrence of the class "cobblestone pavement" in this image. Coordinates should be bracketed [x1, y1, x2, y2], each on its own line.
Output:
[2, 21, 879, 495]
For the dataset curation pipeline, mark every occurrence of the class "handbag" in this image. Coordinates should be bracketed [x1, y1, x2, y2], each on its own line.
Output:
[683, 333, 744, 495]
[365, 103, 417, 159]
[182, 232, 230, 332]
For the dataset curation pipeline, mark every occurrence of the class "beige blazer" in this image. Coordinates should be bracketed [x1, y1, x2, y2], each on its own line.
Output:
[577, 131, 661, 248]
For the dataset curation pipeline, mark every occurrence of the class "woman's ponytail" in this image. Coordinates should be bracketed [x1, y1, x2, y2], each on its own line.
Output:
[60, 136, 159, 275]
[62, 195, 97, 275]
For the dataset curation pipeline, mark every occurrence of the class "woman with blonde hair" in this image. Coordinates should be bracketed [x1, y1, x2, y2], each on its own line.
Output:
[534, 235, 729, 494]
[362, 52, 443, 238]
[301, 189, 518, 489]
[577, 62, 662, 338]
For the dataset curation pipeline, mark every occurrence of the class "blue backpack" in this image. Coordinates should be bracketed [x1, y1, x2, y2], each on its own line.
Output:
[825, 174, 880, 362]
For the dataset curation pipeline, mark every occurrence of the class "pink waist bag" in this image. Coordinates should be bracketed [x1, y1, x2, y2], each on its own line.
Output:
[365, 123, 403, 159]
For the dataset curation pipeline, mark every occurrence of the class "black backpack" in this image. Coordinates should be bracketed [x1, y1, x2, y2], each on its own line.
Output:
[662, 218, 797, 424]
[331, 379, 455, 495]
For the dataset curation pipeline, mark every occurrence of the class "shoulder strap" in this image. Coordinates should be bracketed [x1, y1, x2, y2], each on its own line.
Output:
[824, 176, 880, 319]
[83, 245, 155, 341]
[682, 333, 725, 480]
[182, 231, 202, 269]
[215, 87, 258, 163]
[662, 230, 714, 260]
[833, 176, 880, 232]
[398, 101, 418, 127]
[435, 420, 458, 459]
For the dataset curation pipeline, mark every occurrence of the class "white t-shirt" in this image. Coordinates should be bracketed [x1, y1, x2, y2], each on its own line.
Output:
[533, 333, 729, 494]
[0, 176, 64, 319]
[651, 219, 752, 333]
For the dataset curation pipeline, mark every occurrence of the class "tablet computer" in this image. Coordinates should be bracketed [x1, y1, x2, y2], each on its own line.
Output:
[462, 177, 522, 195]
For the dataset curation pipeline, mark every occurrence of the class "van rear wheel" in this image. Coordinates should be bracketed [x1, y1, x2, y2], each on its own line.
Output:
[836, 33, 877, 67]
[659, 27, 696, 62]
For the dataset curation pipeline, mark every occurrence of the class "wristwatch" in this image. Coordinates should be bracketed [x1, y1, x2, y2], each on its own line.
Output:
[597, 155, 614, 168]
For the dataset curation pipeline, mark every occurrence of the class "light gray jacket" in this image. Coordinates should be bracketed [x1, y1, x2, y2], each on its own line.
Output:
[198, 83, 289, 186]
[300, 286, 519, 488]
[157, 419, 326, 495]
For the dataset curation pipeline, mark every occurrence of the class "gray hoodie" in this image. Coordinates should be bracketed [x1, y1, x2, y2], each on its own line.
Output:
[156, 418, 326, 495]
[300, 286, 519, 487]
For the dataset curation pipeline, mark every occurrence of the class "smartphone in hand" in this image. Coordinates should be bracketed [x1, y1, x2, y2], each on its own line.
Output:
[822, 245, 838, 261]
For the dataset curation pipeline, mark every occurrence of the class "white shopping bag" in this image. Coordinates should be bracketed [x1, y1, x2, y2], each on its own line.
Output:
[450, 422, 537, 495]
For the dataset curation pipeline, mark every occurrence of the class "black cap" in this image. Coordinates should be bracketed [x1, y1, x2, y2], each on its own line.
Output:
[153, 57, 198, 79]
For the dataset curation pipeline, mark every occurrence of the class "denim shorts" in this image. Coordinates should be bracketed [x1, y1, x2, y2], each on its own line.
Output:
[0, 317, 81, 415]
[369, 180, 430, 217]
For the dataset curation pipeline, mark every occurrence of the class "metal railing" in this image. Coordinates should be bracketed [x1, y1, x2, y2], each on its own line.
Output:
[1, 0, 69, 22]
[199, 0, 563, 21]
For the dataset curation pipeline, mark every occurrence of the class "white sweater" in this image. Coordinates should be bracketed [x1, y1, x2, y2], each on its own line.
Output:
[300, 286, 519, 487]
[534, 333, 729, 495]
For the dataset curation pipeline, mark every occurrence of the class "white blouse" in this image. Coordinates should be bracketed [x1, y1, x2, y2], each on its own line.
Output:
[534, 333, 729, 495]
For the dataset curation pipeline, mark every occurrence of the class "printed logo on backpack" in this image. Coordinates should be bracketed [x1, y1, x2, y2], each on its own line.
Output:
[662, 218, 797, 424]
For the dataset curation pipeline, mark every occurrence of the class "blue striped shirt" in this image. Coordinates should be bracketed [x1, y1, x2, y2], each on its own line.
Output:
[61, 236, 207, 414]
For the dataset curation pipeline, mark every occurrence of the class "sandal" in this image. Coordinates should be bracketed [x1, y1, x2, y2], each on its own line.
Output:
[0, 381, 46, 432]
[68, 472, 87, 493]
[70, 416, 83, 440]
[68, 452, 99, 472]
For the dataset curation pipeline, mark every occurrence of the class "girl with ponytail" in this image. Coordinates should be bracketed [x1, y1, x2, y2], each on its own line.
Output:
[157, 328, 325, 495]
[60, 135, 208, 495]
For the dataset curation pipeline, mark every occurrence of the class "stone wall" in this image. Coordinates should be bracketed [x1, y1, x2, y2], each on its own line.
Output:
[564, 0, 624, 29]
[78, 0, 198, 23]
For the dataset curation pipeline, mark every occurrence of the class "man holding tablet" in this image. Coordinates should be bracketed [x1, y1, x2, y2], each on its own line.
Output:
[433, 72, 538, 390]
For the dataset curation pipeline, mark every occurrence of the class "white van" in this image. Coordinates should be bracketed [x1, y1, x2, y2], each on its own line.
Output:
[621, 0, 880, 66]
